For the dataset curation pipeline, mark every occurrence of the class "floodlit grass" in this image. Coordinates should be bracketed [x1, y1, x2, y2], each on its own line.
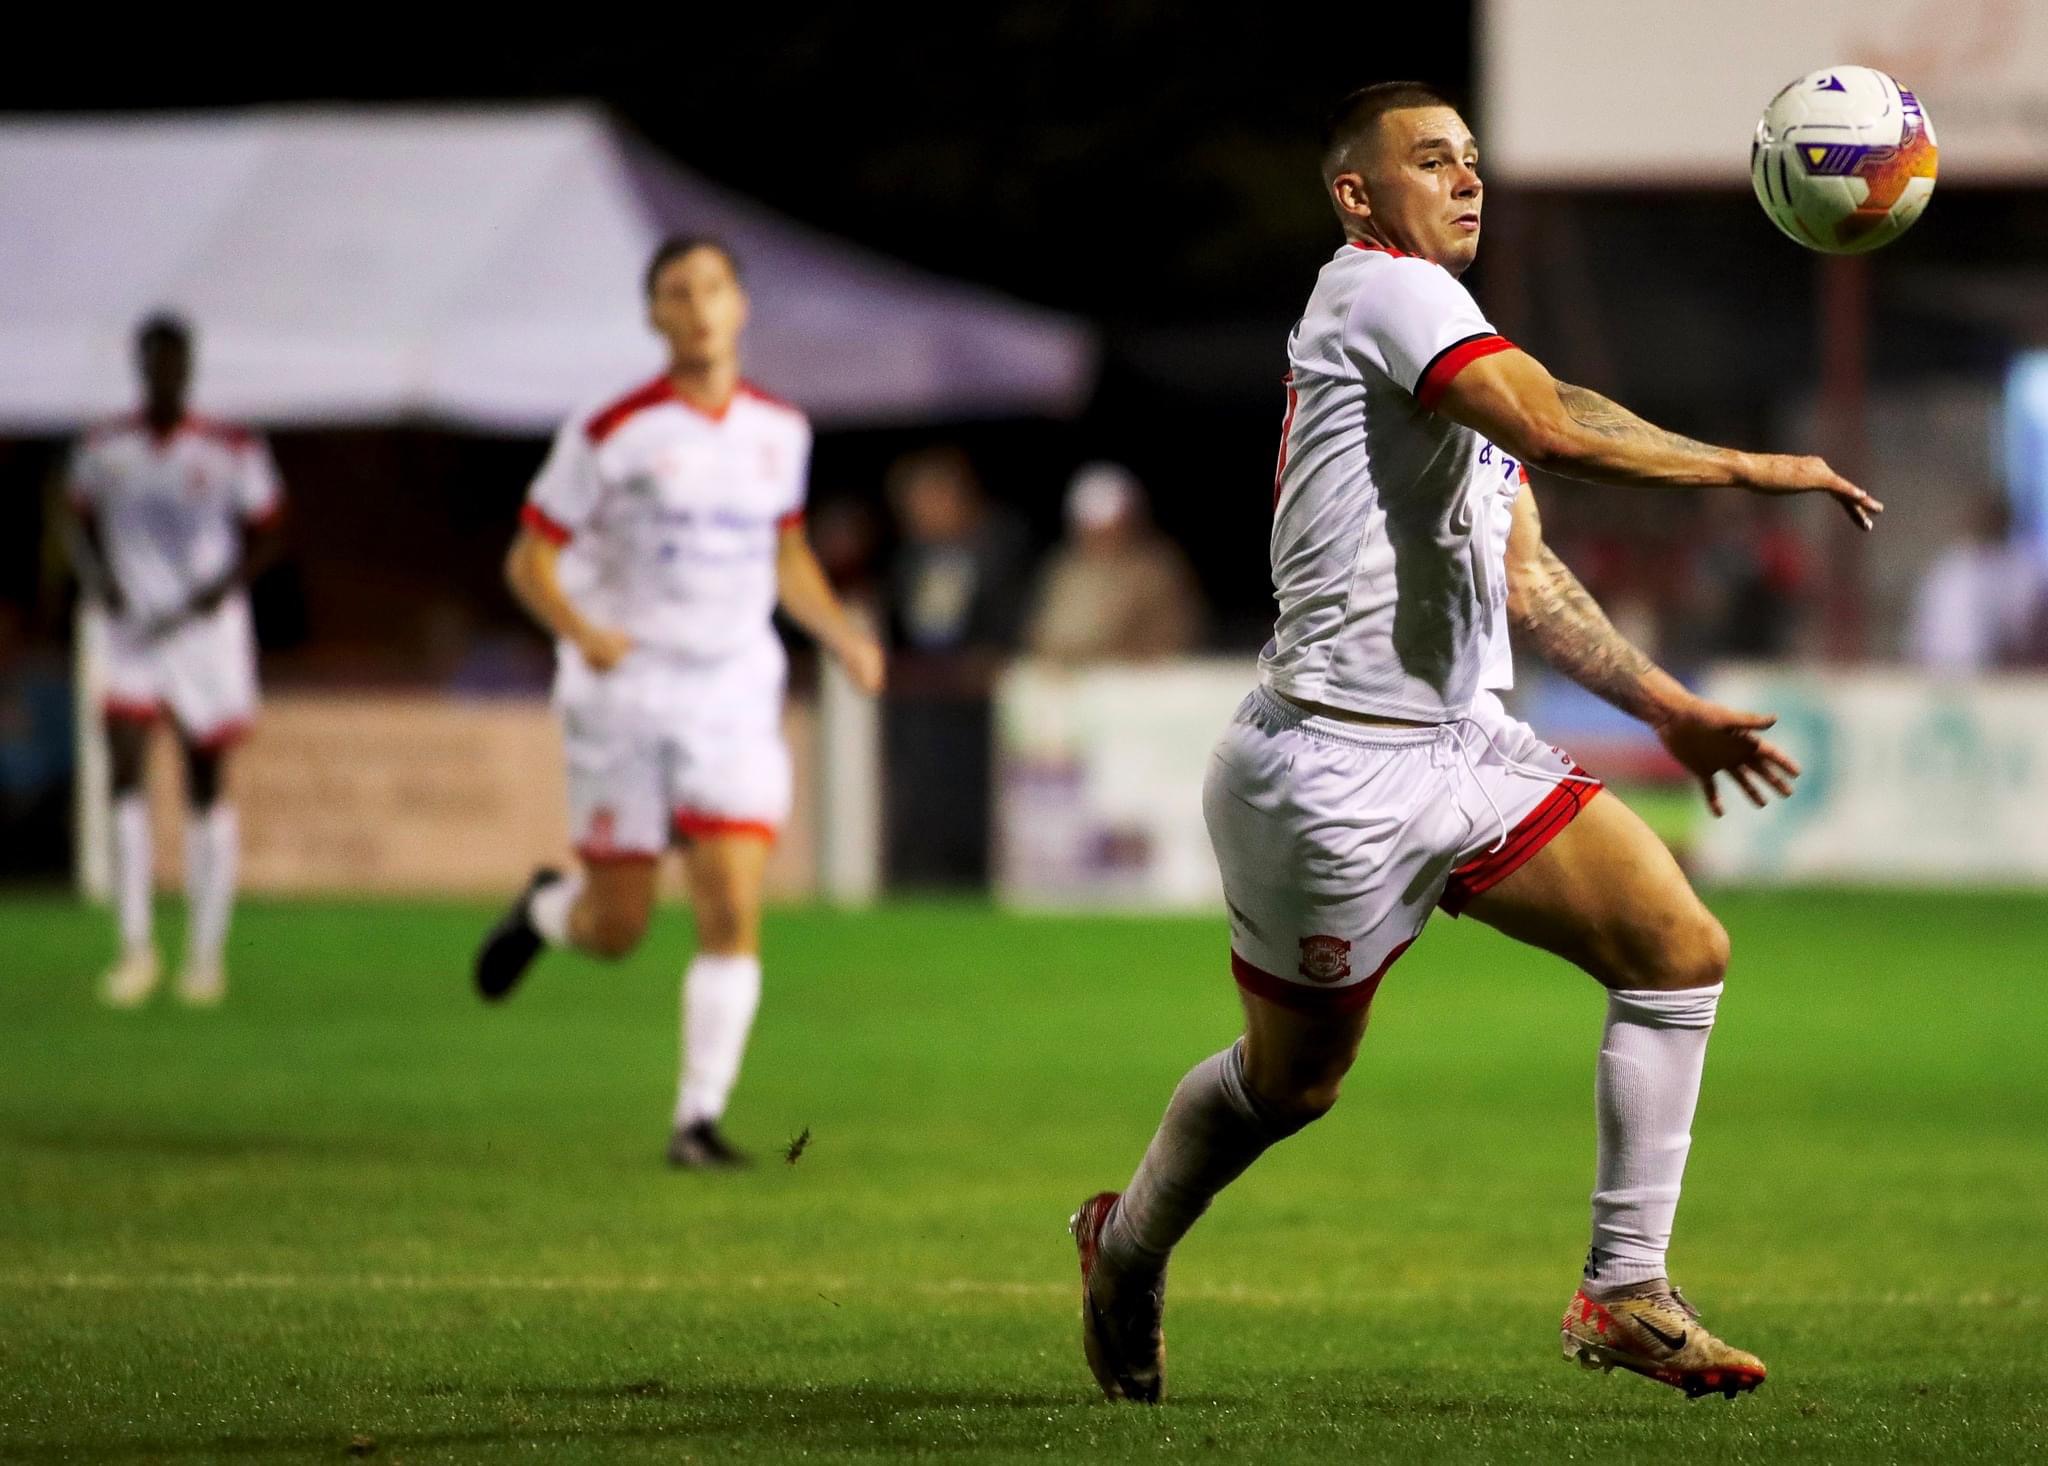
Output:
[2, 890, 2044, 1462]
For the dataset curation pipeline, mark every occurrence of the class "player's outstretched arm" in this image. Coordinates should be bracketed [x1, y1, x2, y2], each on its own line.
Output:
[1504, 486, 1799, 816]
[503, 527, 632, 672]
[1435, 347, 1881, 528]
[775, 524, 885, 695]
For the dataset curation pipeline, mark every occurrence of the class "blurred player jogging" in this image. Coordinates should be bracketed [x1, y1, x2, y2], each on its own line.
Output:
[67, 314, 285, 1008]
[1071, 84, 1884, 1404]
[473, 238, 884, 1168]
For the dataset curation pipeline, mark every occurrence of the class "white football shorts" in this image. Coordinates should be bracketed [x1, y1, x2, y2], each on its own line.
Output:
[99, 596, 259, 748]
[1203, 685, 1601, 1013]
[557, 652, 791, 862]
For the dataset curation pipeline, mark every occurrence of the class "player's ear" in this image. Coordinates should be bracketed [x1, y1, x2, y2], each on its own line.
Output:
[1331, 170, 1372, 223]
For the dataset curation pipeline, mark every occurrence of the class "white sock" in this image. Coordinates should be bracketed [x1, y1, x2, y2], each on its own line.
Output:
[184, 803, 238, 970]
[529, 871, 585, 946]
[1100, 1039, 1314, 1282]
[112, 792, 152, 954]
[675, 953, 762, 1128]
[1585, 983, 1723, 1292]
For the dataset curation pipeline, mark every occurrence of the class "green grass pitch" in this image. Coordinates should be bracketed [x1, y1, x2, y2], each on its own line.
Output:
[3, 889, 2045, 1463]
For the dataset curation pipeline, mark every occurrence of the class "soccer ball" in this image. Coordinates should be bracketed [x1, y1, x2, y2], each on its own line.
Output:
[1751, 66, 1938, 254]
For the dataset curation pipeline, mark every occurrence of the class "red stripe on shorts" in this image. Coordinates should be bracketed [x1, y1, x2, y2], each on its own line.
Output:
[1438, 768, 1602, 916]
[102, 698, 162, 725]
[188, 719, 252, 753]
[1229, 939, 1415, 1016]
[575, 845, 661, 866]
[674, 810, 778, 844]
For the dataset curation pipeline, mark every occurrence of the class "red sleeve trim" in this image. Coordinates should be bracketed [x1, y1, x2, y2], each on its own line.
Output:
[1415, 333, 1514, 411]
[1229, 942, 1413, 1016]
[775, 508, 805, 531]
[520, 503, 573, 547]
[584, 376, 675, 444]
[1439, 769, 1603, 916]
[674, 810, 779, 845]
[244, 502, 284, 530]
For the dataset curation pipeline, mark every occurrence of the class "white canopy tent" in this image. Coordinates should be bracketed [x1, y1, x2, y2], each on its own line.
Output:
[0, 105, 1097, 431]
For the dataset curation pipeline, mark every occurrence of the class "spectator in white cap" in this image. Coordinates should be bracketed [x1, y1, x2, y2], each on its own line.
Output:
[1026, 462, 1207, 664]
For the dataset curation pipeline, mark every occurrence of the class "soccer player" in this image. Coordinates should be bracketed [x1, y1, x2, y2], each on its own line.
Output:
[473, 237, 886, 1169]
[68, 314, 285, 1008]
[1070, 84, 1884, 1403]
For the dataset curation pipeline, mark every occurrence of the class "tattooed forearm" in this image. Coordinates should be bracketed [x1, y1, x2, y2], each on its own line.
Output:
[1509, 543, 1665, 722]
[1553, 382, 1724, 461]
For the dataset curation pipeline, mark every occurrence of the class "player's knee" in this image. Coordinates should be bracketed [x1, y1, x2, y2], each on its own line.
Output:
[1684, 912, 1732, 988]
[694, 900, 753, 954]
[1617, 906, 1728, 991]
[1244, 1070, 1342, 1131]
[582, 906, 650, 960]
[690, 882, 758, 954]
[107, 733, 148, 794]
[183, 753, 224, 810]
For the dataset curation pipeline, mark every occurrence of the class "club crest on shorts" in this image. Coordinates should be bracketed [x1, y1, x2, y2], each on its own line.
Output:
[1297, 934, 1352, 984]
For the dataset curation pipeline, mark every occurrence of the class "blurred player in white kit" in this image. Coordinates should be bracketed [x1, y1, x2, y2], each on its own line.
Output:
[68, 315, 284, 1008]
[1070, 84, 1884, 1403]
[474, 237, 885, 1169]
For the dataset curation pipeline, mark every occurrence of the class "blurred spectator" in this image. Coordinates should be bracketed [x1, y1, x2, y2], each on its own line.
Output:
[884, 447, 1031, 657]
[1026, 463, 1207, 664]
[879, 446, 1030, 890]
[0, 602, 73, 878]
[806, 495, 885, 610]
[1699, 500, 1816, 659]
[1907, 494, 2046, 672]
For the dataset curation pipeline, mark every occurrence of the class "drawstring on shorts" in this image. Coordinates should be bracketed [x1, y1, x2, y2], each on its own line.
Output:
[1446, 716, 1603, 854]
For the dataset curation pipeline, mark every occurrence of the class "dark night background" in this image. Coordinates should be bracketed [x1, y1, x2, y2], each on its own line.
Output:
[5, 11, 2044, 668]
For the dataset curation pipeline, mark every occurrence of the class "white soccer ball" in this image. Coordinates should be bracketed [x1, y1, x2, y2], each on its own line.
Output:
[1751, 66, 1938, 254]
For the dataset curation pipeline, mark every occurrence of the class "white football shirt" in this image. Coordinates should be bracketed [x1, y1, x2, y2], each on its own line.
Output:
[67, 416, 283, 625]
[1260, 240, 1527, 722]
[522, 376, 810, 671]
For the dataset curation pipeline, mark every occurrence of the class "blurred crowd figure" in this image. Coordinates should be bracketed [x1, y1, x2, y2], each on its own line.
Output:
[1026, 463, 1206, 664]
[1907, 494, 2048, 672]
[1534, 492, 1822, 671]
[876, 446, 1029, 888]
[884, 446, 1031, 668]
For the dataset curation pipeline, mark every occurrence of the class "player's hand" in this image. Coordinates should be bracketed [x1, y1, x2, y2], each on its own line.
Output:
[1654, 697, 1802, 818]
[575, 626, 634, 672]
[1747, 453, 1883, 530]
[835, 635, 886, 696]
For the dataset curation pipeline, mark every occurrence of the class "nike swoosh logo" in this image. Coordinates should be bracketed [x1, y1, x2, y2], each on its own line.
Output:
[1637, 1316, 1688, 1350]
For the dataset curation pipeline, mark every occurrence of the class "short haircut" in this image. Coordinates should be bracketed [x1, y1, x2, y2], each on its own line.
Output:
[1320, 81, 1461, 182]
[644, 235, 741, 296]
[135, 311, 192, 353]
